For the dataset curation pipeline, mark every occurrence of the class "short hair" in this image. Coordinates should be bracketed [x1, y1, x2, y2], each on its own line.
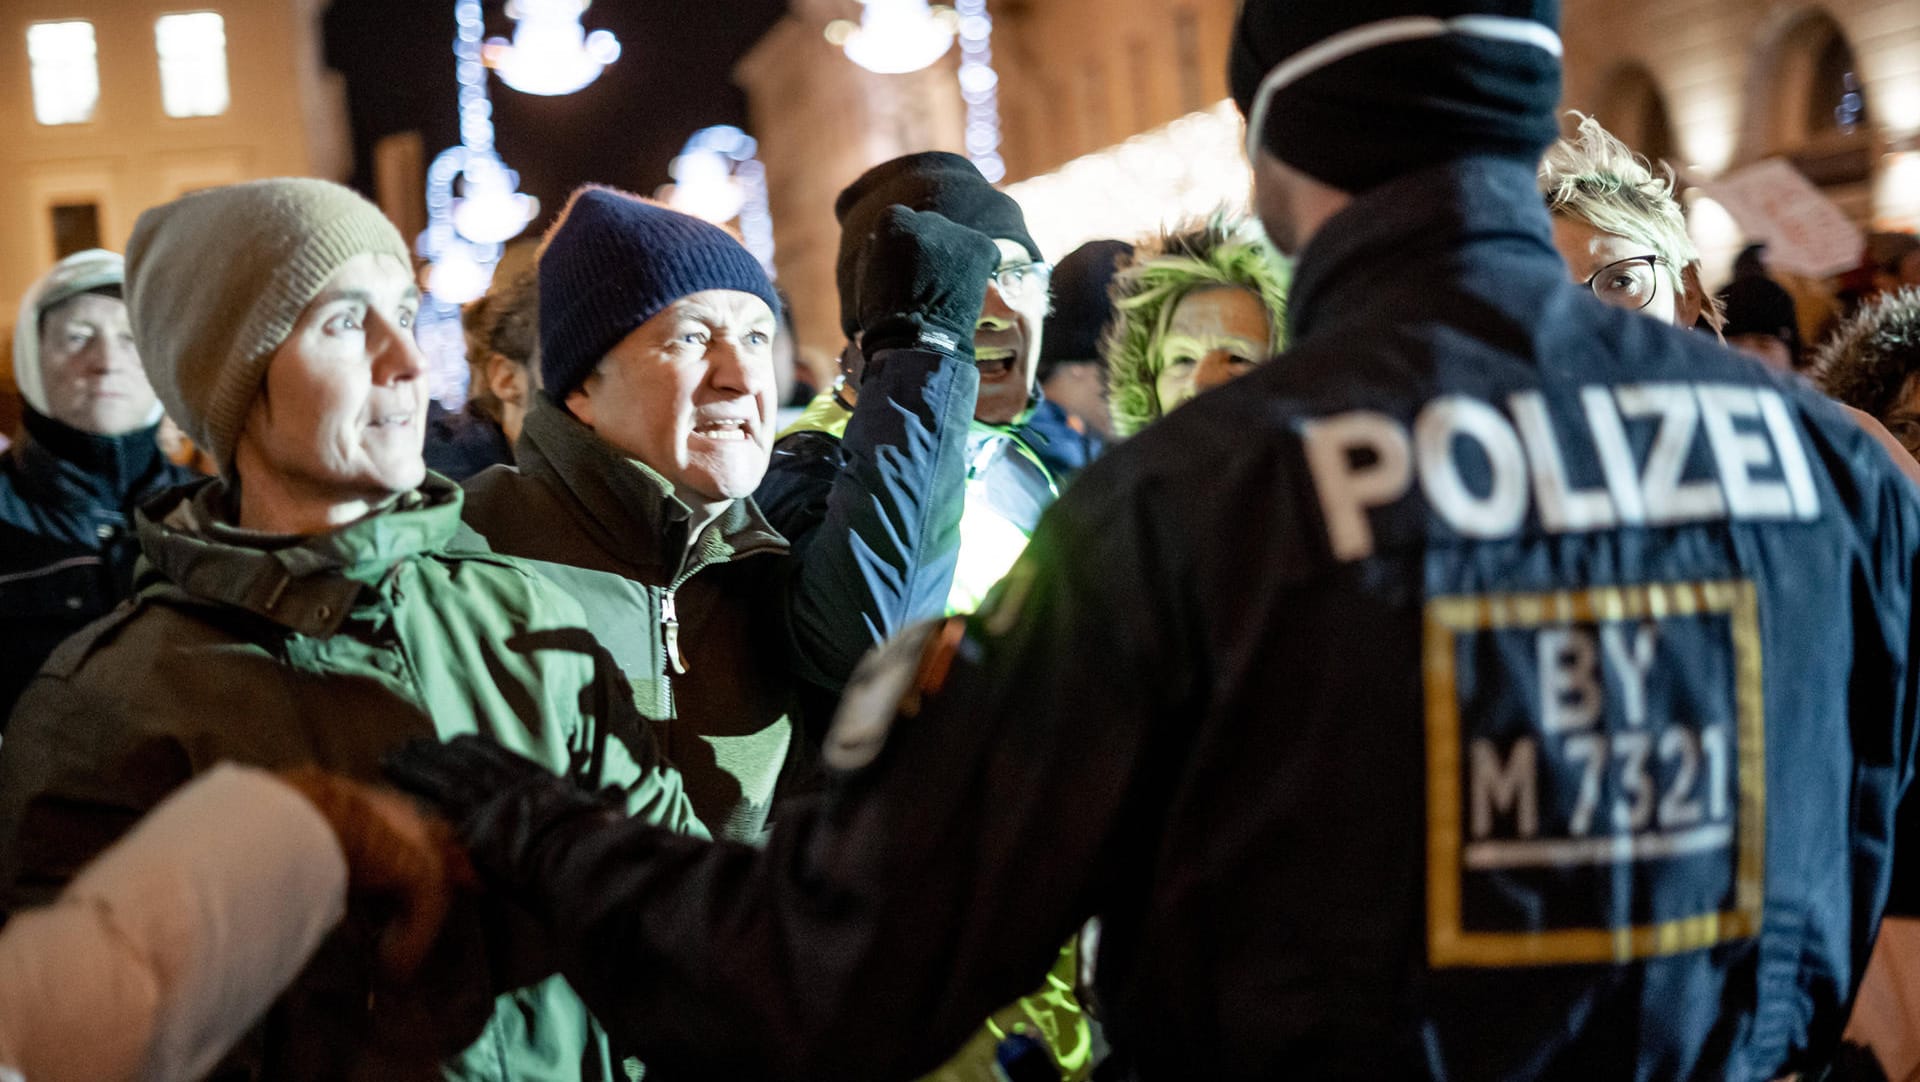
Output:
[461, 268, 539, 422]
[1814, 287, 1920, 421]
[1103, 213, 1288, 437]
[1540, 113, 1724, 333]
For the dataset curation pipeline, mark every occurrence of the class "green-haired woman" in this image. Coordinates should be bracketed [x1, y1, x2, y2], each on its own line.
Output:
[1104, 214, 1289, 437]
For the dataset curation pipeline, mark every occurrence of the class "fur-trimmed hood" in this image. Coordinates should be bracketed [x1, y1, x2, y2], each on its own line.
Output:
[1103, 214, 1289, 437]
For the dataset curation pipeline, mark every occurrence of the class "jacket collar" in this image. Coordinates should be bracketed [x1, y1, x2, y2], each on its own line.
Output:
[134, 473, 465, 636]
[11, 407, 184, 510]
[1285, 156, 1561, 344]
[516, 394, 787, 581]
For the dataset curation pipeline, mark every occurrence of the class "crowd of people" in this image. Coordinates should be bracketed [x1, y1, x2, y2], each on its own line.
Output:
[5, 0, 1920, 1079]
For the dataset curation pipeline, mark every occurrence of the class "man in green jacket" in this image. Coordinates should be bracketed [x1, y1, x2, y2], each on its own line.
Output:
[0, 178, 701, 1082]
[463, 187, 992, 842]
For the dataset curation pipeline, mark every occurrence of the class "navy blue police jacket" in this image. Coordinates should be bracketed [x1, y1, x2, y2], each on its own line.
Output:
[446, 157, 1920, 1082]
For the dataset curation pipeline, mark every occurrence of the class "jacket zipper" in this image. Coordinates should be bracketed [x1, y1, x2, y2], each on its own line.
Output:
[659, 518, 784, 678]
[661, 588, 688, 674]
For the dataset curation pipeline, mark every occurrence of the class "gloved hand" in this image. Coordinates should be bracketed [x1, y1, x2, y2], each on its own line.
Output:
[383, 736, 623, 897]
[855, 205, 1003, 361]
[275, 766, 473, 979]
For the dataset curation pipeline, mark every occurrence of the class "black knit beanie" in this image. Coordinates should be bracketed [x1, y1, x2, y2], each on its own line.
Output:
[538, 186, 781, 396]
[1039, 239, 1133, 377]
[1230, 0, 1563, 193]
[834, 152, 1042, 338]
[1718, 277, 1802, 361]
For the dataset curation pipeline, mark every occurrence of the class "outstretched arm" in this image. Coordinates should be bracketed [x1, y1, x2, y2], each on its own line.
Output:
[392, 483, 1193, 1081]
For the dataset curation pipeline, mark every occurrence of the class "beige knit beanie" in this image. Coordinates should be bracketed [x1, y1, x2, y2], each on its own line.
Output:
[124, 178, 412, 475]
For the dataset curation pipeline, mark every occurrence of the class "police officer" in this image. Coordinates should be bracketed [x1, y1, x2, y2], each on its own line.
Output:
[388, 0, 1920, 1078]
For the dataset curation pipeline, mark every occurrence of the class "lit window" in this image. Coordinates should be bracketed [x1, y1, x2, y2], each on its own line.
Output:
[27, 21, 100, 126]
[155, 12, 229, 118]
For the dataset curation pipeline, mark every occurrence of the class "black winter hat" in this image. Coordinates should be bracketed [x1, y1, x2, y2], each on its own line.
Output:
[1718, 277, 1802, 361]
[1039, 239, 1134, 376]
[834, 152, 1042, 338]
[537, 186, 781, 396]
[1230, 0, 1563, 193]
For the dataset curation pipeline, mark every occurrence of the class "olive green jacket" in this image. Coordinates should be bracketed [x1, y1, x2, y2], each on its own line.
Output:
[463, 400, 804, 842]
[0, 475, 703, 1082]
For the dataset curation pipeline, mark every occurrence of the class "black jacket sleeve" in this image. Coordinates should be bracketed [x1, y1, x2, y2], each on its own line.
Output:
[490, 481, 1192, 1081]
[764, 347, 979, 694]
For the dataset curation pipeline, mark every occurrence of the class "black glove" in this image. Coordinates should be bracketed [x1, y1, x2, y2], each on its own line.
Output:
[384, 736, 621, 892]
[855, 205, 1002, 361]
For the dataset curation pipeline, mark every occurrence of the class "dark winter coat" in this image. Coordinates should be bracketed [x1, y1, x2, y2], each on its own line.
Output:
[0, 409, 189, 722]
[463, 338, 973, 840]
[446, 157, 1920, 1082]
[1018, 397, 1105, 483]
[423, 400, 514, 481]
[0, 474, 701, 1082]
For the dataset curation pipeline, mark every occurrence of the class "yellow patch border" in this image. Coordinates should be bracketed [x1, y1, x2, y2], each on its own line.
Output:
[1423, 579, 1765, 968]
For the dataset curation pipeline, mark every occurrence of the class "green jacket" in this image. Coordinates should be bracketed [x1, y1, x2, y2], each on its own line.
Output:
[0, 475, 703, 1082]
[463, 401, 801, 841]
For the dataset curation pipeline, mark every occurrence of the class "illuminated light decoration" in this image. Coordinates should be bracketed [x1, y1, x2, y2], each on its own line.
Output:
[155, 12, 230, 118]
[827, 0, 956, 76]
[484, 0, 620, 97]
[1875, 150, 1920, 231]
[425, 240, 493, 304]
[26, 20, 99, 126]
[451, 151, 539, 244]
[953, 0, 1003, 183]
[1681, 191, 1743, 292]
[825, 0, 999, 181]
[1004, 100, 1252, 261]
[416, 0, 542, 402]
[660, 126, 778, 278]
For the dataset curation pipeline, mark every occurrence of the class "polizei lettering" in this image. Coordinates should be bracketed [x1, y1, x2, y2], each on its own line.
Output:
[1302, 382, 1821, 560]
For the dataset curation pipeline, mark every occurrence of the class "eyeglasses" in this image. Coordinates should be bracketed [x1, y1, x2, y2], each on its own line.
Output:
[1584, 255, 1666, 312]
[990, 261, 1052, 303]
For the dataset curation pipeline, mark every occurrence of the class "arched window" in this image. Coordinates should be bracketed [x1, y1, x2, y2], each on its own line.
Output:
[1763, 10, 1873, 197]
[1599, 64, 1678, 167]
[1806, 30, 1868, 137]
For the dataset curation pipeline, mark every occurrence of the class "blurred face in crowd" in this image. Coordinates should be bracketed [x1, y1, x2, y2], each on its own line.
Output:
[1551, 215, 1681, 327]
[772, 321, 801, 406]
[1728, 333, 1795, 374]
[568, 289, 778, 506]
[37, 292, 158, 436]
[974, 239, 1050, 426]
[482, 352, 539, 446]
[1044, 360, 1112, 437]
[1154, 286, 1271, 416]
[234, 253, 426, 531]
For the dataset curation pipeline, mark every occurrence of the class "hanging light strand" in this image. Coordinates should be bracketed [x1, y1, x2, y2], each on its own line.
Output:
[954, 0, 1003, 183]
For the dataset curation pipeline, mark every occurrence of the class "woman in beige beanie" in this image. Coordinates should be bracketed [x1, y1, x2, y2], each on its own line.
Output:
[0, 177, 705, 1082]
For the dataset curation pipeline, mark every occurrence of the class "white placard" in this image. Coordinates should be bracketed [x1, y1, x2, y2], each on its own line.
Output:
[1696, 158, 1864, 278]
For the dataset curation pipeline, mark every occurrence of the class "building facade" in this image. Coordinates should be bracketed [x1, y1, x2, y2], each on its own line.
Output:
[1559, 0, 1919, 276]
[742, 0, 1920, 353]
[1, 0, 351, 400]
[735, 0, 1242, 356]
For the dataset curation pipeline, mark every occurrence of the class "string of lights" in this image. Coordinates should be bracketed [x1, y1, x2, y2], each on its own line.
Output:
[953, 0, 1003, 183]
[415, 0, 617, 401]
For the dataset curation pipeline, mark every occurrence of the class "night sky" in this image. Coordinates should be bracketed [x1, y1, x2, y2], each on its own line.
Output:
[322, 0, 789, 237]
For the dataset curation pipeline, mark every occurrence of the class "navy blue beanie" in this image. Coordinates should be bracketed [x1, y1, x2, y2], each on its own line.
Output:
[1230, 0, 1563, 193]
[537, 186, 781, 396]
